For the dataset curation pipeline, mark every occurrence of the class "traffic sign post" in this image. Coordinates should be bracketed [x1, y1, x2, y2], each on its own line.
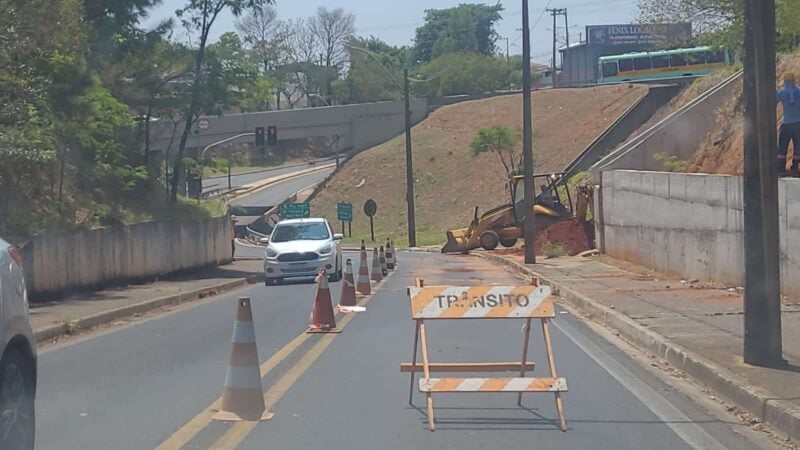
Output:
[337, 202, 353, 237]
[279, 202, 310, 219]
[364, 199, 377, 242]
[402, 279, 568, 432]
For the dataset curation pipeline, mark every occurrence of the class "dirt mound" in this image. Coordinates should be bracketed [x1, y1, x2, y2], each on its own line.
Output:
[535, 219, 595, 256]
[311, 85, 648, 245]
[686, 53, 800, 175]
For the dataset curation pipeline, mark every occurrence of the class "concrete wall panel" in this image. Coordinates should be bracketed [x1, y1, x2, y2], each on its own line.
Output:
[22, 216, 232, 299]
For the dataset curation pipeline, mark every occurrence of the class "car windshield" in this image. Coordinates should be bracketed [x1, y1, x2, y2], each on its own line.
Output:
[271, 223, 329, 242]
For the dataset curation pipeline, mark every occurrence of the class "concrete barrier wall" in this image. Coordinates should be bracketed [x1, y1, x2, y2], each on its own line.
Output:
[22, 216, 232, 299]
[599, 170, 800, 295]
[591, 71, 742, 180]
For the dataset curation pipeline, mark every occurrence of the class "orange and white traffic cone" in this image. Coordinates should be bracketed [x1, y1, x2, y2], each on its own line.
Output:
[385, 239, 395, 270]
[379, 245, 388, 276]
[356, 246, 371, 296]
[371, 247, 383, 282]
[308, 270, 340, 333]
[337, 259, 362, 312]
[213, 298, 273, 422]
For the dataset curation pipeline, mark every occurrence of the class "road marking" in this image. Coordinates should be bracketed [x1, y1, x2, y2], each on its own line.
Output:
[208, 273, 393, 449]
[552, 317, 728, 450]
[154, 271, 393, 450]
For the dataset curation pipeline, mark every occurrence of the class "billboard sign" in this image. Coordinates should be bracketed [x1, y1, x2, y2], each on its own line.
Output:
[586, 23, 691, 48]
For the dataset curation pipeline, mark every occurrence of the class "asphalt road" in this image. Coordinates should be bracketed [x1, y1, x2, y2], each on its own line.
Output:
[233, 168, 334, 208]
[35, 252, 769, 450]
[202, 158, 336, 194]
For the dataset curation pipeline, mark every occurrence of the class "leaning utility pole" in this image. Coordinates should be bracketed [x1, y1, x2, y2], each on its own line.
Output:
[742, 0, 783, 367]
[522, 0, 536, 264]
[404, 68, 417, 248]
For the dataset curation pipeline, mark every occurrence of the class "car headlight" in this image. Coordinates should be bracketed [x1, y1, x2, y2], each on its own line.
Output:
[266, 248, 278, 258]
[319, 245, 332, 255]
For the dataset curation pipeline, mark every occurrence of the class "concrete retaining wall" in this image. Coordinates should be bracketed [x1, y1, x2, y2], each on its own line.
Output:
[22, 216, 233, 299]
[591, 71, 742, 180]
[599, 170, 800, 295]
[565, 85, 682, 177]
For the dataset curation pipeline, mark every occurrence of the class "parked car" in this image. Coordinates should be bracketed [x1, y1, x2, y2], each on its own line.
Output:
[0, 238, 37, 449]
[263, 218, 343, 285]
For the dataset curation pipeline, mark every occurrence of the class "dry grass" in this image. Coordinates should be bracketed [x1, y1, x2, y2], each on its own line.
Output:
[311, 85, 649, 245]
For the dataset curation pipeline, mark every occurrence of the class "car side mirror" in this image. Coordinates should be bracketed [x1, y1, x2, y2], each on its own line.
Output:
[333, 233, 344, 240]
[259, 237, 270, 244]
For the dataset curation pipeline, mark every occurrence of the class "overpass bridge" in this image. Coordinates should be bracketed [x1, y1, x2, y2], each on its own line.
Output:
[148, 99, 429, 154]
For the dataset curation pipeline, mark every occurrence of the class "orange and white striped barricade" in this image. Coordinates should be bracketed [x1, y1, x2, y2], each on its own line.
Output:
[401, 279, 567, 432]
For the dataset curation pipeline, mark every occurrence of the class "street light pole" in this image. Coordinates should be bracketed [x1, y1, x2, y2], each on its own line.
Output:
[742, 0, 783, 367]
[404, 68, 417, 248]
[199, 132, 255, 196]
[522, 0, 536, 264]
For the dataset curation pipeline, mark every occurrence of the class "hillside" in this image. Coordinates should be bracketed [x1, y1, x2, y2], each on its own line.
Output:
[311, 85, 649, 245]
[687, 53, 800, 174]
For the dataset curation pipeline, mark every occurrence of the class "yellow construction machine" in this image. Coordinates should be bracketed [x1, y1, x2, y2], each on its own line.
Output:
[441, 172, 586, 253]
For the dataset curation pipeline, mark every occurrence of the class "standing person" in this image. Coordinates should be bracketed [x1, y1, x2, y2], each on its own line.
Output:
[230, 214, 238, 260]
[777, 73, 800, 175]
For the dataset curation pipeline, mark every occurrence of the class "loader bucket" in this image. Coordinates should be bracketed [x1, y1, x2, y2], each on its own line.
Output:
[441, 228, 470, 253]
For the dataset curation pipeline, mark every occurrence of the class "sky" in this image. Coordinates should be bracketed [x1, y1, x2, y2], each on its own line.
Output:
[145, 0, 639, 64]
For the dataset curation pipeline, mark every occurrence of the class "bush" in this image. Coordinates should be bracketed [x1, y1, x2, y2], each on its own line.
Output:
[416, 52, 510, 97]
[541, 240, 566, 258]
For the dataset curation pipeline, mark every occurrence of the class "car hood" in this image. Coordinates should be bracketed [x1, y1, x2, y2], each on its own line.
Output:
[268, 240, 330, 254]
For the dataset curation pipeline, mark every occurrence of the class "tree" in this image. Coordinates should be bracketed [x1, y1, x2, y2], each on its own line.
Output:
[470, 125, 522, 201]
[414, 4, 503, 63]
[308, 7, 355, 69]
[169, 0, 273, 203]
[334, 36, 410, 104]
[417, 52, 510, 97]
[636, 0, 741, 48]
[235, 4, 281, 73]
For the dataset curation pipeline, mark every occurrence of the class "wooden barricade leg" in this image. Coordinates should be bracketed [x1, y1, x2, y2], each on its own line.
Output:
[517, 317, 533, 406]
[419, 320, 435, 431]
[409, 320, 421, 405]
[541, 318, 567, 431]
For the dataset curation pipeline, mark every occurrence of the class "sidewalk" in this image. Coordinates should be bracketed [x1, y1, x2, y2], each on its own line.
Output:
[479, 251, 800, 443]
[30, 259, 262, 343]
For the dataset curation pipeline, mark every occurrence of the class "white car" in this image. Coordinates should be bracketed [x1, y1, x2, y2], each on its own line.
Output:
[263, 218, 344, 285]
[0, 238, 37, 449]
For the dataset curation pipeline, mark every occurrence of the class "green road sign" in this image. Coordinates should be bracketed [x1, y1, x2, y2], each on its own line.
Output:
[337, 202, 353, 222]
[280, 202, 310, 219]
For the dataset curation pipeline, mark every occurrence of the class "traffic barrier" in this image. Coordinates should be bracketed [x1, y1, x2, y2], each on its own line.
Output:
[337, 259, 363, 313]
[370, 248, 383, 282]
[308, 271, 340, 333]
[379, 245, 388, 276]
[213, 297, 274, 422]
[356, 246, 371, 296]
[391, 240, 398, 266]
[402, 279, 567, 432]
[385, 240, 395, 270]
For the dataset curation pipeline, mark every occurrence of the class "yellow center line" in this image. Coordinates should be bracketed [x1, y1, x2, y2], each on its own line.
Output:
[154, 272, 393, 450]
[209, 274, 392, 450]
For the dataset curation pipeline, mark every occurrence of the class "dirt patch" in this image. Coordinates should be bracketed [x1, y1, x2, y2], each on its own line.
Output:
[535, 219, 595, 256]
[686, 53, 800, 175]
[312, 85, 649, 245]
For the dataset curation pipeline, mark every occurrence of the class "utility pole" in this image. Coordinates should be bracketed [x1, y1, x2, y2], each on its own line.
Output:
[404, 68, 417, 248]
[504, 37, 510, 64]
[522, 0, 536, 264]
[547, 8, 568, 88]
[742, 0, 784, 367]
[564, 9, 570, 49]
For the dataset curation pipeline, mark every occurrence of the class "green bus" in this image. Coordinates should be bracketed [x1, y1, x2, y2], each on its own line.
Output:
[598, 46, 730, 84]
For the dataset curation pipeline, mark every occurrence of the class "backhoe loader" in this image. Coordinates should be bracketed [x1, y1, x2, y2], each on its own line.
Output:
[441, 172, 580, 253]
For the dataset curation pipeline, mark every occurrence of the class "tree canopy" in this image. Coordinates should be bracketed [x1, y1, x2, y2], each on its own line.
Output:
[414, 4, 503, 63]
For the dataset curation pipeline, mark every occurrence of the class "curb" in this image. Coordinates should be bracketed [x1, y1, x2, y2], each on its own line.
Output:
[476, 252, 800, 442]
[34, 273, 264, 344]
